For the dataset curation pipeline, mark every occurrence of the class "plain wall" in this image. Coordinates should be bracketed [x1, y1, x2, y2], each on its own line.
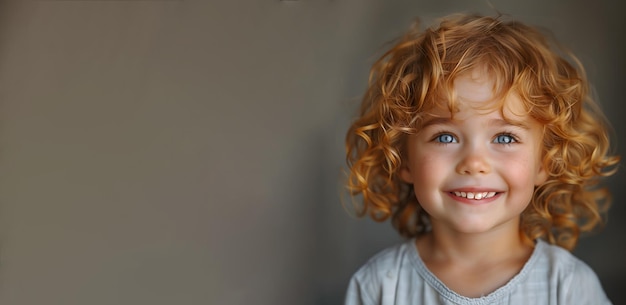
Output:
[0, 1, 624, 304]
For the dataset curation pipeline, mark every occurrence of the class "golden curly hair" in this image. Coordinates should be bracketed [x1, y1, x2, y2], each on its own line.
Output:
[345, 13, 620, 251]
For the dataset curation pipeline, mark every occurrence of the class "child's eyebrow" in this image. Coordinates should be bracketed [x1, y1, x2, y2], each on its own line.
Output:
[489, 118, 530, 129]
[420, 117, 531, 129]
[420, 117, 453, 128]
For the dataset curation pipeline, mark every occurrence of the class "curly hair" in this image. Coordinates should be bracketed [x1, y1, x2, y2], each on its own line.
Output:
[345, 13, 620, 251]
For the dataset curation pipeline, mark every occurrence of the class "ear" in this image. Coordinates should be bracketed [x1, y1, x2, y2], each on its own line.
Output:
[534, 165, 548, 186]
[399, 164, 413, 184]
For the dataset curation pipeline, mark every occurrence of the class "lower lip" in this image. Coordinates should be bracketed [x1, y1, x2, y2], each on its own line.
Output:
[447, 192, 502, 205]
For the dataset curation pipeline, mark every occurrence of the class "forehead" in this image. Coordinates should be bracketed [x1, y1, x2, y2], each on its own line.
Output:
[454, 68, 495, 104]
[427, 69, 530, 120]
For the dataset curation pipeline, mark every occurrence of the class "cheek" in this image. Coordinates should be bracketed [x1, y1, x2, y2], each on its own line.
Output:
[410, 153, 448, 183]
[499, 152, 540, 188]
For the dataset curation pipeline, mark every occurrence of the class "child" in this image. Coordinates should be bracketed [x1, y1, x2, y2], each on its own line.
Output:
[344, 13, 619, 305]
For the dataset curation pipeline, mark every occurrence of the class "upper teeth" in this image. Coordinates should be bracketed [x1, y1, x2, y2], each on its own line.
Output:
[453, 191, 496, 200]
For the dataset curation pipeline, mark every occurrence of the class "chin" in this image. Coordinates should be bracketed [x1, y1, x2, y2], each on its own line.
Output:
[449, 220, 505, 234]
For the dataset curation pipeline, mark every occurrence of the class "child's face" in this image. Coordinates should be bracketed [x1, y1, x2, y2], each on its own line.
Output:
[400, 69, 548, 235]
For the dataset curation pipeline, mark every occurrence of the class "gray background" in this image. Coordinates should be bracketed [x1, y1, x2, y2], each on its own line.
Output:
[0, 1, 624, 304]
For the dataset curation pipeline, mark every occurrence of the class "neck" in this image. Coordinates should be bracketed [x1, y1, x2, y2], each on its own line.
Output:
[415, 221, 535, 298]
[418, 222, 531, 266]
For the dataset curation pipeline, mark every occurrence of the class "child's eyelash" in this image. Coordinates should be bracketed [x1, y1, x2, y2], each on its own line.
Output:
[493, 132, 520, 144]
[431, 131, 458, 144]
[428, 131, 520, 144]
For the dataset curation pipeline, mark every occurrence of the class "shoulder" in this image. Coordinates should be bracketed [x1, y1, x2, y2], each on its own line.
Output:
[344, 240, 415, 305]
[535, 240, 601, 279]
[535, 240, 582, 268]
[349, 241, 410, 287]
[533, 240, 612, 305]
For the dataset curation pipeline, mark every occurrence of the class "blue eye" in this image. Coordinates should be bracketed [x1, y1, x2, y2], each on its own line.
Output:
[494, 134, 516, 144]
[435, 134, 457, 143]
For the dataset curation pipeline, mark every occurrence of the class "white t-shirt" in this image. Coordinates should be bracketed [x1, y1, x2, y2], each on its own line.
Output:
[344, 239, 611, 305]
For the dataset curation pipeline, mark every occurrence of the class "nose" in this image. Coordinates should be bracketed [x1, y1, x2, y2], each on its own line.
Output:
[455, 144, 491, 175]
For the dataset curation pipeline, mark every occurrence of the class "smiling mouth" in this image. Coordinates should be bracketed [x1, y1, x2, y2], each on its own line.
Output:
[451, 191, 498, 200]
